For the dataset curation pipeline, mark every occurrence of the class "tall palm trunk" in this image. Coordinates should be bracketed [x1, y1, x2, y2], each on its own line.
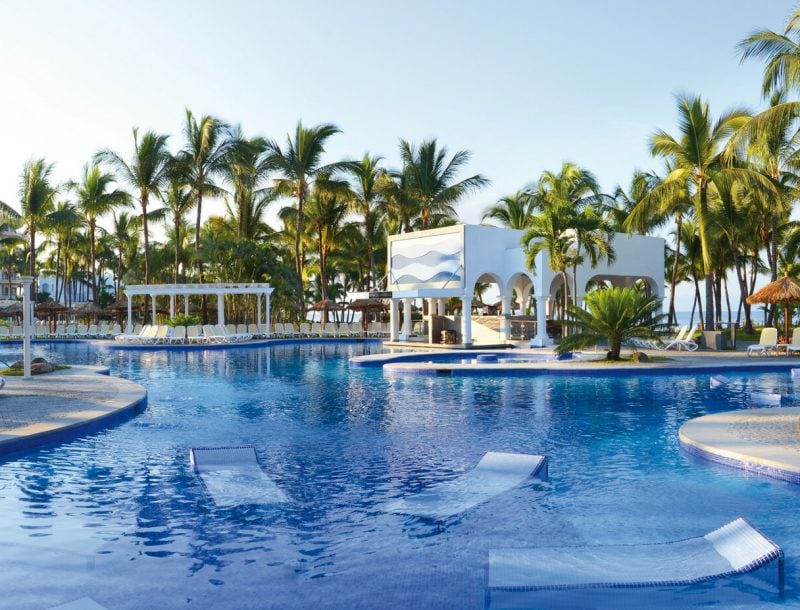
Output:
[696, 182, 714, 330]
[295, 182, 307, 314]
[89, 218, 97, 301]
[141, 191, 151, 323]
[669, 213, 683, 326]
[174, 214, 181, 284]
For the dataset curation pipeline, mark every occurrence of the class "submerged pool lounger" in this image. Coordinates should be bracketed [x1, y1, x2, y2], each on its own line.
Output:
[190, 445, 289, 507]
[382, 451, 547, 520]
[488, 518, 783, 596]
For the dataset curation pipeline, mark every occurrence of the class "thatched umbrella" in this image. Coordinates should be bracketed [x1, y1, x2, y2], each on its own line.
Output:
[309, 298, 345, 323]
[348, 298, 388, 330]
[74, 301, 105, 320]
[492, 299, 521, 314]
[35, 299, 68, 332]
[746, 275, 800, 341]
[1, 302, 22, 316]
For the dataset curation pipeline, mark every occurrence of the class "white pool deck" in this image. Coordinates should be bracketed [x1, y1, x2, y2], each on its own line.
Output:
[0, 366, 147, 456]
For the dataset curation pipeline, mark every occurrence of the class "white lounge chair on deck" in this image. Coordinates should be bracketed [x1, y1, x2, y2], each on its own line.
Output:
[382, 452, 548, 520]
[298, 322, 311, 337]
[657, 325, 687, 351]
[169, 325, 187, 344]
[675, 323, 699, 351]
[186, 325, 203, 344]
[190, 445, 289, 507]
[780, 327, 800, 355]
[747, 327, 778, 357]
[488, 517, 783, 599]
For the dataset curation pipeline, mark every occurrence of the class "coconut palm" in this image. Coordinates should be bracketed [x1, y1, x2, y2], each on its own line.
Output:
[556, 286, 664, 360]
[222, 134, 274, 241]
[624, 94, 773, 329]
[161, 175, 195, 284]
[69, 163, 130, 301]
[398, 138, 489, 230]
[18, 158, 65, 290]
[96, 129, 170, 322]
[178, 111, 231, 274]
[349, 154, 385, 289]
[265, 121, 348, 312]
[481, 190, 535, 229]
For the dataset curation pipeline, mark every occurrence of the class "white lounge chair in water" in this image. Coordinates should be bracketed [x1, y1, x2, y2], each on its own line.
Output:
[487, 518, 783, 601]
[382, 452, 548, 520]
[747, 327, 778, 357]
[190, 445, 289, 507]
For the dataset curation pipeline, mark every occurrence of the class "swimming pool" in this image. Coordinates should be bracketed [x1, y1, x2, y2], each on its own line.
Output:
[0, 342, 797, 608]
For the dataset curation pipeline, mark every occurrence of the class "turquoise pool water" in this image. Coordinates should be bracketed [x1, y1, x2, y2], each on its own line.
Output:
[0, 342, 796, 608]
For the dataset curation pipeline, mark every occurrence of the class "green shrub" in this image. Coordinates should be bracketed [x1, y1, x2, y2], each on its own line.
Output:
[167, 313, 200, 327]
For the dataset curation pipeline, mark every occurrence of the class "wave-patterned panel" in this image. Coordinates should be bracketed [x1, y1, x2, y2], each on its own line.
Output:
[391, 235, 462, 259]
[394, 271, 462, 285]
[392, 261, 460, 281]
[392, 251, 460, 268]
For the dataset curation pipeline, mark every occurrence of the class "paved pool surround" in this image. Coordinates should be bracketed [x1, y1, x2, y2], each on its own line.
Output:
[0, 366, 147, 456]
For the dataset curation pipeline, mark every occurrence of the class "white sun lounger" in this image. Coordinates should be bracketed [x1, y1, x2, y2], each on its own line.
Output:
[709, 374, 731, 388]
[488, 518, 783, 596]
[747, 327, 778, 357]
[382, 452, 547, 520]
[190, 445, 289, 507]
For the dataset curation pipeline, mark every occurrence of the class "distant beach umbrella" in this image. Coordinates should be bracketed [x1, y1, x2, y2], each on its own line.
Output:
[746, 276, 800, 340]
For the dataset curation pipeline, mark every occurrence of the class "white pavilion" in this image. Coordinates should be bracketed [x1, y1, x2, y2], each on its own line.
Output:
[385, 224, 665, 346]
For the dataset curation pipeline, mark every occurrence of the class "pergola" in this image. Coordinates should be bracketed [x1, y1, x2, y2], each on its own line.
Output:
[123, 283, 273, 334]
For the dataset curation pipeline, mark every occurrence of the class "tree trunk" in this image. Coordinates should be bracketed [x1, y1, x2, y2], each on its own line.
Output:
[174, 215, 181, 285]
[89, 218, 97, 301]
[669, 214, 682, 326]
[294, 182, 307, 315]
[141, 193, 151, 324]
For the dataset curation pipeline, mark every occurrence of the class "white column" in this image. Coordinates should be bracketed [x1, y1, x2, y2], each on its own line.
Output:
[437, 298, 446, 316]
[390, 299, 400, 341]
[402, 298, 412, 339]
[257, 293, 262, 334]
[21, 276, 32, 378]
[184, 295, 189, 315]
[461, 296, 472, 345]
[532, 295, 551, 346]
[501, 295, 511, 342]
[265, 292, 271, 337]
[151, 294, 156, 324]
[127, 295, 133, 333]
[217, 293, 224, 326]
[170, 294, 175, 318]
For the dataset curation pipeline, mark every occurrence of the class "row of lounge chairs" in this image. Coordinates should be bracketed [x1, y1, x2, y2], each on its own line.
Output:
[629, 323, 699, 351]
[747, 327, 800, 356]
[115, 324, 253, 345]
[271, 321, 389, 338]
[0, 322, 123, 340]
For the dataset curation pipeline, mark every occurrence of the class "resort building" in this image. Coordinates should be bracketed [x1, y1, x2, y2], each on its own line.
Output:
[386, 224, 665, 346]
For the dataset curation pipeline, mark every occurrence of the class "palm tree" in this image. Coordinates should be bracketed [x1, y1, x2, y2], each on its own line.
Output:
[69, 163, 130, 301]
[398, 138, 489, 230]
[556, 286, 664, 360]
[624, 94, 772, 330]
[349, 154, 385, 289]
[96, 129, 170, 322]
[18, 158, 60, 290]
[265, 121, 348, 312]
[178, 111, 231, 282]
[222, 134, 274, 241]
[481, 190, 534, 229]
[162, 176, 195, 284]
[108, 211, 140, 300]
[522, 207, 572, 324]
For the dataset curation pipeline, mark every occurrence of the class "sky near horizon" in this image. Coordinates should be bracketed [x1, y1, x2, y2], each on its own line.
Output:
[0, 1, 797, 309]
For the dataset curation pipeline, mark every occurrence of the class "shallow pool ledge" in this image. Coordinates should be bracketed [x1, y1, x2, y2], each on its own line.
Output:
[680, 407, 800, 483]
[0, 365, 147, 456]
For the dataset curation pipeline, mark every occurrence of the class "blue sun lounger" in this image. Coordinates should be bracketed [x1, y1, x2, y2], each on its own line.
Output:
[190, 445, 289, 507]
[382, 451, 547, 520]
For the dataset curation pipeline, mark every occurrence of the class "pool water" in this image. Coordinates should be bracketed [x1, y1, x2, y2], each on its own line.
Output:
[0, 342, 797, 609]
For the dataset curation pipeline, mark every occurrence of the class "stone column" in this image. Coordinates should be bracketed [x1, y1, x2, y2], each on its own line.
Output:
[390, 299, 400, 341]
[151, 295, 156, 325]
[501, 295, 511, 342]
[461, 295, 472, 345]
[127, 295, 133, 333]
[533, 295, 551, 346]
[170, 294, 175, 318]
[217, 294, 224, 326]
[402, 298, 412, 339]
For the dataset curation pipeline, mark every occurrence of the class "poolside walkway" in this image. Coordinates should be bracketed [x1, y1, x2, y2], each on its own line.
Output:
[0, 366, 147, 456]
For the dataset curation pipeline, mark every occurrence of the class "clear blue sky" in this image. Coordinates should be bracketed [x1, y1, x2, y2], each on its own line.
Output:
[0, 1, 796, 308]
